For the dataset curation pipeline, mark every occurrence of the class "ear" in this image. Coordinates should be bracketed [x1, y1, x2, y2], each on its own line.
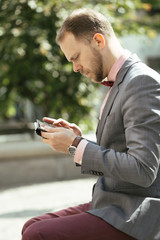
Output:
[92, 33, 105, 48]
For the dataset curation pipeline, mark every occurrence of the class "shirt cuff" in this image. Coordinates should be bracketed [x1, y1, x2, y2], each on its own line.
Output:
[74, 139, 88, 165]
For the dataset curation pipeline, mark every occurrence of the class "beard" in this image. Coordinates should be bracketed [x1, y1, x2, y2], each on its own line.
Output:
[90, 47, 104, 83]
[80, 47, 104, 83]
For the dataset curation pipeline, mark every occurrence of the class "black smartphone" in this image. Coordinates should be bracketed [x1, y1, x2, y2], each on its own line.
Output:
[34, 119, 55, 137]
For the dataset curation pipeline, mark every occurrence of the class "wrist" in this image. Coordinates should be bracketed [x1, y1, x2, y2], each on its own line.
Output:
[68, 136, 84, 156]
[72, 136, 84, 147]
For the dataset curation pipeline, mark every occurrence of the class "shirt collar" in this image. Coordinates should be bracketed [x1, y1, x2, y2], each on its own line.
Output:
[102, 49, 131, 84]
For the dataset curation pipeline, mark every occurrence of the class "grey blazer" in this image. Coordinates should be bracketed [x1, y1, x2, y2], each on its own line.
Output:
[81, 54, 160, 240]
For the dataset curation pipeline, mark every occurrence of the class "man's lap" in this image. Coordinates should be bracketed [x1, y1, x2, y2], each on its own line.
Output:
[22, 202, 135, 240]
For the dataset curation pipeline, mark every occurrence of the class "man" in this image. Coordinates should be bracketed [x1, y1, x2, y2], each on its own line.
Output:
[22, 9, 160, 240]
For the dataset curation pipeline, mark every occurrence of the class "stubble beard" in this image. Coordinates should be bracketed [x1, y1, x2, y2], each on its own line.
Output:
[90, 48, 104, 83]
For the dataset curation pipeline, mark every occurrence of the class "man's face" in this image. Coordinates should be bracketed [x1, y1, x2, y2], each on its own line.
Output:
[60, 32, 104, 83]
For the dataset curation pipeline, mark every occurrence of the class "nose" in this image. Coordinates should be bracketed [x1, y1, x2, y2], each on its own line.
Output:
[73, 62, 81, 73]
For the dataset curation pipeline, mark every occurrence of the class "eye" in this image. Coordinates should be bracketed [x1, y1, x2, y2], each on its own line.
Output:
[69, 53, 80, 63]
[74, 54, 79, 61]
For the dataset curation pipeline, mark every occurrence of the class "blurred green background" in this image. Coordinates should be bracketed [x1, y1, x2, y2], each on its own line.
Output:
[0, 0, 160, 133]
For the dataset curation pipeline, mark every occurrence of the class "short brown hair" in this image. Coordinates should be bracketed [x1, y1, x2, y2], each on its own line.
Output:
[56, 8, 114, 44]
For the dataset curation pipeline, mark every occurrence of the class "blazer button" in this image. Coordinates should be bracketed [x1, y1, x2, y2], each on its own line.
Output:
[99, 172, 103, 176]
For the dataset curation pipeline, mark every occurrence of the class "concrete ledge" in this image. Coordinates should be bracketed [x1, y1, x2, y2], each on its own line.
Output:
[0, 139, 56, 159]
[0, 134, 94, 189]
[0, 132, 96, 160]
[0, 154, 86, 189]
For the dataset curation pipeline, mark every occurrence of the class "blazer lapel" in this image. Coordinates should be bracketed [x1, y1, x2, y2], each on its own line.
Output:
[96, 54, 141, 144]
[96, 85, 119, 144]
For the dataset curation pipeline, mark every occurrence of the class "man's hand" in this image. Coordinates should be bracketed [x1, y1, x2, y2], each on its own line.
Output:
[41, 117, 81, 154]
[43, 117, 82, 136]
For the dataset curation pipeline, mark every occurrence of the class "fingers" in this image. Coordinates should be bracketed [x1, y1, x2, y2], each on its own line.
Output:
[41, 127, 59, 146]
[42, 117, 82, 135]
[41, 126, 77, 154]
[42, 117, 56, 124]
[69, 123, 82, 136]
[53, 118, 71, 128]
[43, 117, 70, 128]
[41, 132, 56, 151]
[53, 119, 81, 134]
[41, 126, 70, 139]
[41, 126, 61, 136]
[42, 118, 66, 128]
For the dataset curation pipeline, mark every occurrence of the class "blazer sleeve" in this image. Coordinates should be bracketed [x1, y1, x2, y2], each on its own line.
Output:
[81, 73, 160, 187]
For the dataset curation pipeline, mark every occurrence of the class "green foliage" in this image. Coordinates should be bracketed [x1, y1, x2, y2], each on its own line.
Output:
[0, 0, 93, 128]
[0, 0, 159, 131]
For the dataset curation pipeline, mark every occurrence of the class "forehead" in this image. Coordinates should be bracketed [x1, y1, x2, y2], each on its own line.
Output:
[60, 32, 85, 61]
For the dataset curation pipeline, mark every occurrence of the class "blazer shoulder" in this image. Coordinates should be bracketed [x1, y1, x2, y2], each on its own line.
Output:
[118, 54, 160, 87]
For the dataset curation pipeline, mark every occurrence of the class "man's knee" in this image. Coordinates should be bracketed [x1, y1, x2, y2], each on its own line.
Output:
[21, 218, 36, 236]
[22, 223, 42, 240]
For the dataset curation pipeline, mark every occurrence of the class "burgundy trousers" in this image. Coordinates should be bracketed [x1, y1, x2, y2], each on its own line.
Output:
[22, 202, 135, 240]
